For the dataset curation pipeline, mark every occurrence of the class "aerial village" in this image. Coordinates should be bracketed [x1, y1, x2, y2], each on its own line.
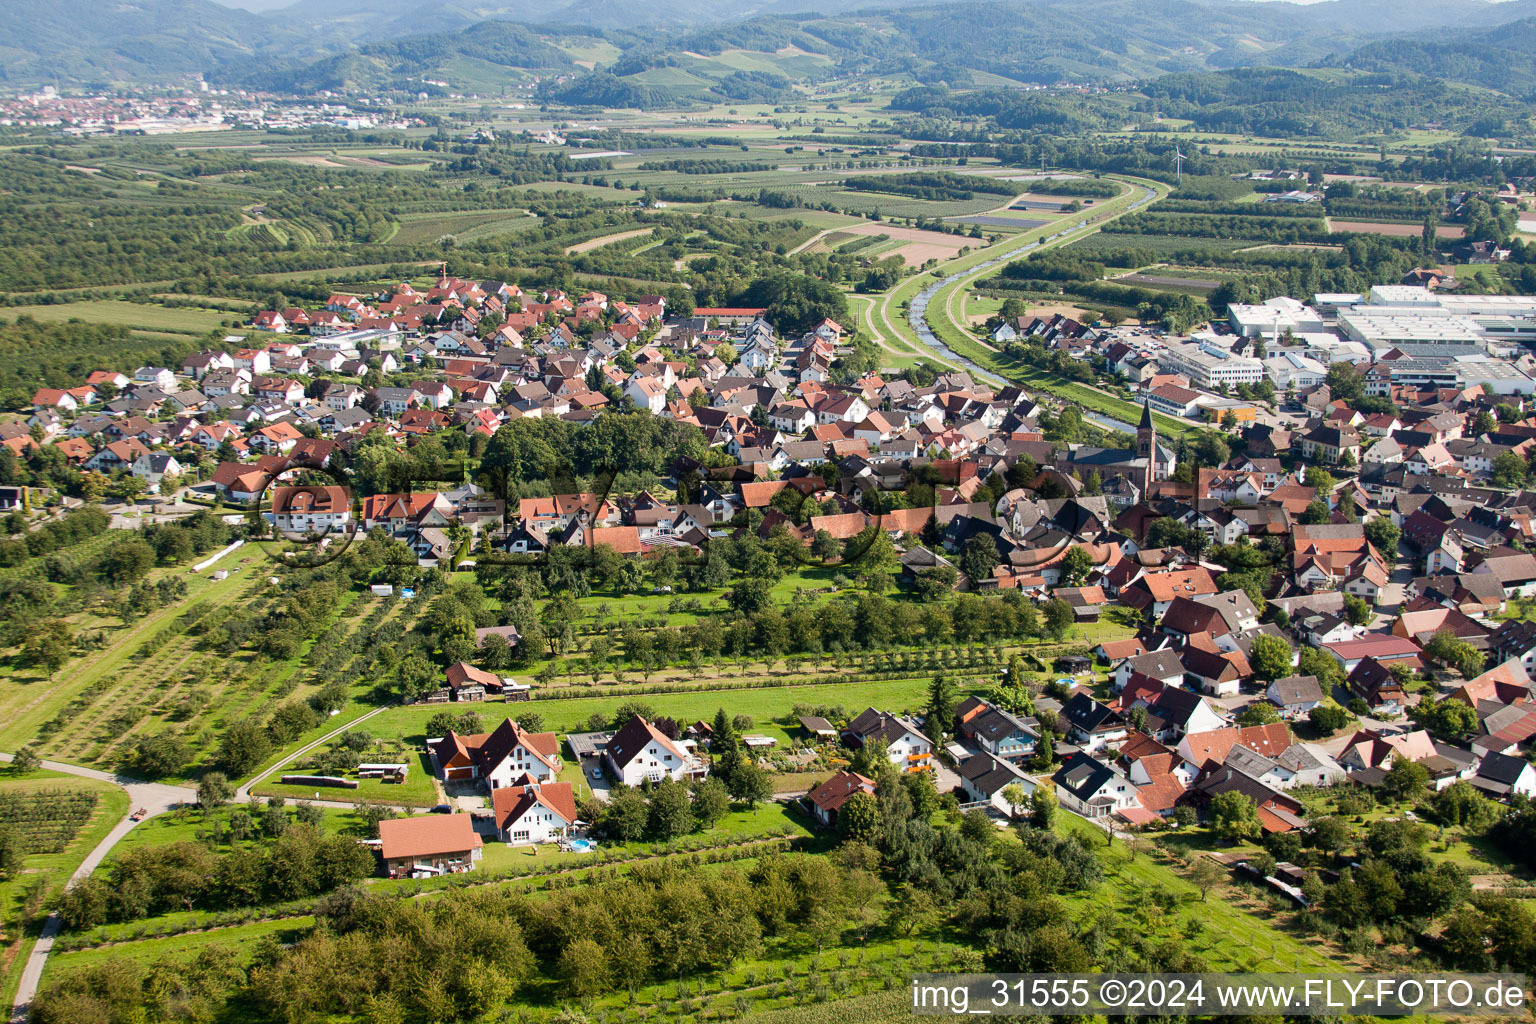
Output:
[12, 268, 1536, 877]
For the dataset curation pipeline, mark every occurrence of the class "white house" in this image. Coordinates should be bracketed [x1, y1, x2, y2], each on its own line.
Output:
[1060, 693, 1128, 753]
[1052, 752, 1138, 819]
[492, 780, 578, 845]
[625, 376, 668, 415]
[1265, 675, 1325, 718]
[1274, 743, 1347, 789]
[134, 367, 176, 390]
[429, 718, 561, 790]
[324, 384, 364, 411]
[412, 382, 455, 410]
[604, 715, 706, 786]
[738, 337, 778, 373]
[841, 708, 933, 771]
[131, 453, 183, 493]
[957, 752, 1036, 815]
[268, 485, 352, 535]
[1472, 752, 1536, 801]
[1112, 649, 1185, 692]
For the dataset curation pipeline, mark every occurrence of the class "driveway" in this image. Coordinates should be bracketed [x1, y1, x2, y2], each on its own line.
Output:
[932, 759, 962, 796]
[576, 757, 612, 804]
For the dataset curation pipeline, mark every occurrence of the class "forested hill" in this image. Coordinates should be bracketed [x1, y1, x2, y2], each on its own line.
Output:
[1341, 16, 1536, 99]
[0, 0, 286, 84]
[890, 68, 1528, 138]
[19, 0, 1536, 91]
[670, 0, 1359, 84]
[211, 21, 575, 93]
[1141, 67, 1526, 137]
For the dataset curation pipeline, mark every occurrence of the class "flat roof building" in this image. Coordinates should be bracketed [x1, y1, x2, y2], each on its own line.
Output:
[1156, 338, 1265, 388]
[1337, 309, 1486, 353]
[1368, 286, 1536, 319]
[1264, 351, 1327, 389]
[1385, 355, 1536, 396]
[1228, 298, 1327, 340]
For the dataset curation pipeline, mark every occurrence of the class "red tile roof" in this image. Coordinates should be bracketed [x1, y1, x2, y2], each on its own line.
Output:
[378, 814, 482, 860]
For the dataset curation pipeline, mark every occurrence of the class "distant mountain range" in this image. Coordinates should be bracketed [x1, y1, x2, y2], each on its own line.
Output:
[251, 0, 1536, 38]
[0, 0, 281, 85]
[7, 0, 1536, 100]
[1340, 13, 1536, 97]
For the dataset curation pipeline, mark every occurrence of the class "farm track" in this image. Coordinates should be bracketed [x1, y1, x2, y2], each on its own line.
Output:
[563, 227, 655, 255]
[1, 754, 194, 1024]
[4, 693, 422, 1021]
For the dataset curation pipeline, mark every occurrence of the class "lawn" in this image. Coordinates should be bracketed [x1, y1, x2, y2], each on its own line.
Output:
[478, 801, 808, 873]
[365, 677, 937, 750]
[5, 301, 232, 335]
[43, 916, 312, 980]
[250, 749, 440, 808]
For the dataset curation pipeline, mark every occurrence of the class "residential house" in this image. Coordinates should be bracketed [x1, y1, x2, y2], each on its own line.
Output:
[1298, 425, 1361, 465]
[1112, 649, 1186, 692]
[957, 699, 1038, 760]
[1266, 676, 1325, 718]
[1471, 751, 1536, 801]
[805, 771, 877, 829]
[378, 814, 482, 878]
[841, 708, 934, 771]
[957, 752, 1037, 815]
[1060, 693, 1128, 752]
[492, 780, 578, 845]
[1052, 752, 1139, 819]
[131, 453, 182, 493]
[268, 485, 352, 534]
[429, 718, 562, 790]
[604, 715, 706, 785]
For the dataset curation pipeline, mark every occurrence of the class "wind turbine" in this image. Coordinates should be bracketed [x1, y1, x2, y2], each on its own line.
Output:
[1174, 147, 1185, 186]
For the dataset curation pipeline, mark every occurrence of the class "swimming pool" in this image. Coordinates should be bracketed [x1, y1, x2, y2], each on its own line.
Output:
[569, 839, 597, 852]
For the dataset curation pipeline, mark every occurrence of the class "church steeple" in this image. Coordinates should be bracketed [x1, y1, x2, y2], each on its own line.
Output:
[1136, 399, 1156, 496]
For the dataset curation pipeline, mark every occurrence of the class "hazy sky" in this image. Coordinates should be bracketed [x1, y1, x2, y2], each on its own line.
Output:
[204, 0, 1518, 9]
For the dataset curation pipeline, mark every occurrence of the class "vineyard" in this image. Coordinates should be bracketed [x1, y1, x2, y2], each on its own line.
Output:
[0, 789, 98, 853]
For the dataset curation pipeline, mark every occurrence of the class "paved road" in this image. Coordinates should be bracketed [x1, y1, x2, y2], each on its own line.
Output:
[4, 703, 416, 1021]
[0, 754, 193, 1023]
[235, 702, 404, 808]
[907, 181, 1160, 404]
